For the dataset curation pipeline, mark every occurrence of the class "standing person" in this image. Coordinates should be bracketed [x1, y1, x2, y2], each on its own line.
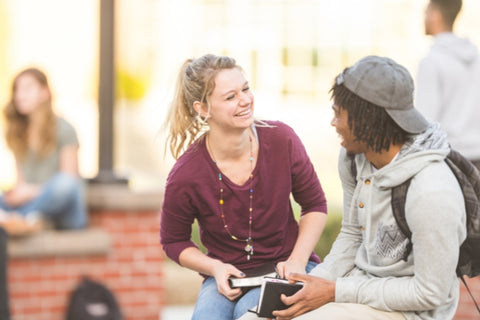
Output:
[0, 68, 88, 233]
[160, 54, 328, 320]
[416, 0, 480, 170]
[241, 56, 467, 320]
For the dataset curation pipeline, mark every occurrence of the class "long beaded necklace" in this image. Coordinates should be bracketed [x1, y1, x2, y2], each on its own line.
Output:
[208, 134, 255, 260]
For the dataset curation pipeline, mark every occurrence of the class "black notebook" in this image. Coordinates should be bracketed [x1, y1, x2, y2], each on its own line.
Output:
[249, 277, 304, 318]
[228, 262, 277, 288]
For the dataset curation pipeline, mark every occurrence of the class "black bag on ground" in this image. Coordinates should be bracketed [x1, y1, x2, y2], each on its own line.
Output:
[66, 276, 122, 320]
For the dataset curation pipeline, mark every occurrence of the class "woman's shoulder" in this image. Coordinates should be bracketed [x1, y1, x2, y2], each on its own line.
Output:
[56, 116, 72, 126]
[255, 120, 305, 159]
[56, 117, 79, 145]
[256, 120, 296, 137]
[56, 117, 76, 133]
[257, 119, 290, 129]
[167, 138, 208, 183]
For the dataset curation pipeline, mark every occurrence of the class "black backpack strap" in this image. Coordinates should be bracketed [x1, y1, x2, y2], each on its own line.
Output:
[391, 178, 413, 262]
[348, 152, 357, 183]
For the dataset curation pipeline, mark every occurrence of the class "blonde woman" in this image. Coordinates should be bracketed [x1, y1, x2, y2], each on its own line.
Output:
[0, 68, 87, 232]
[160, 54, 328, 320]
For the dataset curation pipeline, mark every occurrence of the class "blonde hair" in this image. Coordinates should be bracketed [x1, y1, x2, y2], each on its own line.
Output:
[164, 54, 239, 159]
[3, 68, 56, 160]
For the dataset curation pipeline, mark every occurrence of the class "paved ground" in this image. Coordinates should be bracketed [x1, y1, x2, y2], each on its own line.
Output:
[161, 305, 195, 320]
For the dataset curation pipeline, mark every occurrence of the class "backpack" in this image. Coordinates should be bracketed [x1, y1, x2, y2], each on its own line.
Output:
[66, 276, 123, 320]
[350, 149, 480, 313]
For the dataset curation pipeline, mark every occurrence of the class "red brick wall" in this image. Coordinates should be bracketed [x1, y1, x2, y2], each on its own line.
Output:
[455, 277, 480, 320]
[8, 210, 164, 320]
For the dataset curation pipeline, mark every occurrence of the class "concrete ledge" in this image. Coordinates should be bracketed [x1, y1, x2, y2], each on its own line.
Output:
[7, 228, 111, 259]
[87, 184, 163, 211]
[7, 184, 163, 259]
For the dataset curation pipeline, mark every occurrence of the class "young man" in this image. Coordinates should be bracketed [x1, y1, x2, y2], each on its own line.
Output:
[416, 0, 480, 170]
[240, 56, 467, 320]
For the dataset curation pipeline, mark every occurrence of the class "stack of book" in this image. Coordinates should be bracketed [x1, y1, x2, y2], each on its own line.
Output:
[249, 277, 303, 318]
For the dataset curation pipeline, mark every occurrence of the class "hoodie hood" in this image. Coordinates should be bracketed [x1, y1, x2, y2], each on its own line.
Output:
[356, 123, 450, 188]
[433, 32, 479, 65]
[398, 122, 449, 159]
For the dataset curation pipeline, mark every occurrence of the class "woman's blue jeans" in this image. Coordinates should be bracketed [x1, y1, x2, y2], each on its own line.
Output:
[0, 173, 88, 230]
[191, 260, 317, 320]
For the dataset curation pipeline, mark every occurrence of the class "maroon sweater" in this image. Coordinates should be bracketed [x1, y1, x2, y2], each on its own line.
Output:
[160, 121, 327, 272]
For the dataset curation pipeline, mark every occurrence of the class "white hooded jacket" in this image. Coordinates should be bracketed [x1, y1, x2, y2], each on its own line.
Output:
[310, 124, 466, 320]
[416, 32, 480, 160]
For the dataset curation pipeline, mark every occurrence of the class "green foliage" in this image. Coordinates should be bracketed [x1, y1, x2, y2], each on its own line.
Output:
[315, 211, 342, 260]
[191, 221, 206, 254]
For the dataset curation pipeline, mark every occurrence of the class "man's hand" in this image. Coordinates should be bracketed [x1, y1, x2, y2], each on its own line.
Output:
[272, 273, 335, 320]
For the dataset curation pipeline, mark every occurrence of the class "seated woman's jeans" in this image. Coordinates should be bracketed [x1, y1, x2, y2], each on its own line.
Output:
[192, 260, 317, 320]
[0, 173, 88, 230]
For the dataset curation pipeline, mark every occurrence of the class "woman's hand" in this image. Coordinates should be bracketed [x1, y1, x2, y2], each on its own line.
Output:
[276, 259, 306, 279]
[3, 183, 40, 207]
[211, 260, 246, 301]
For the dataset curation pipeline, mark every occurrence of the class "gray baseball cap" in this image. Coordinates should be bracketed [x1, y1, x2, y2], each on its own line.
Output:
[336, 55, 429, 134]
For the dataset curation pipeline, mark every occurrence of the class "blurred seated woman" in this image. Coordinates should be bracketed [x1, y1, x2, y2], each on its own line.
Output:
[0, 68, 87, 235]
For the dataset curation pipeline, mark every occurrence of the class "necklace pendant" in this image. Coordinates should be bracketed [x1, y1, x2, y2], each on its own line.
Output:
[246, 245, 254, 260]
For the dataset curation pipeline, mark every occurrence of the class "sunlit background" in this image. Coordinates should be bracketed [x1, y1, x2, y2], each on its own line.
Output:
[2, 0, 480, 210]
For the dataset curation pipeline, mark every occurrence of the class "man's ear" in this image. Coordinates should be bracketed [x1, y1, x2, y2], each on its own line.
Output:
[430, 4, 446, 28]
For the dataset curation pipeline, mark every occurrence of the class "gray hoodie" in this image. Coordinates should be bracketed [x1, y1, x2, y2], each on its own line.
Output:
[310, 124, 466, 320]
[416, 32, 480, 160]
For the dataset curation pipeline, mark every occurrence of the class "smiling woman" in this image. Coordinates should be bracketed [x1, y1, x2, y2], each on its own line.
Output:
[159, 53, 329, 320]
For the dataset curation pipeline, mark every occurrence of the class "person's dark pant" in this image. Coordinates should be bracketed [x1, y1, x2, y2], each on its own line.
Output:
[0, 227, 10, 320]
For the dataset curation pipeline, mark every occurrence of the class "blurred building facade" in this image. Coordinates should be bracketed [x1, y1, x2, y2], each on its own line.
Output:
[1, 0, 480, 206]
